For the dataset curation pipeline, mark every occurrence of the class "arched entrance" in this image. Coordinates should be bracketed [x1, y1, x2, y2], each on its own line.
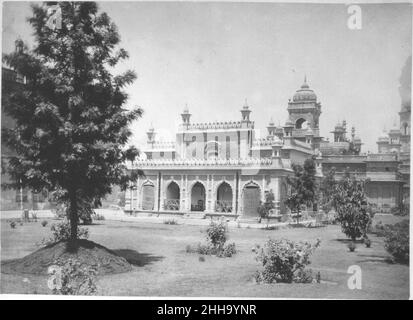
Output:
[216, 182, 233, 213]
[191, 182, 206, 211]
[242, 182, 261, 217]
[141, 181, 155, 210]
[165, 181, 180, 211]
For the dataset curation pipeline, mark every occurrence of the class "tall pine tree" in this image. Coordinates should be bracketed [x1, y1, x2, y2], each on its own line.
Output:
[2, 2, 142, 244]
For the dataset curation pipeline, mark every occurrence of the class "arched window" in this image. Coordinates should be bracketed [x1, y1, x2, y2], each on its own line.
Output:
[295, 118, 308, 129]
[226, 136, 231, 159]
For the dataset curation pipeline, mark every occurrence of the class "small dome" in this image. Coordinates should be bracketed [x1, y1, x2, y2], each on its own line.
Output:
[284, 119, 294, 127]
[268, 117, 275, 126]
[183, 105, 189, 113]
[354, 136, 362, 143]
[292, 77, 317, 102]
[378, 131, 389, 142]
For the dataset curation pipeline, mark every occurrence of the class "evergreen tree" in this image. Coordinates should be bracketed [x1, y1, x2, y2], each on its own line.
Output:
[285, 157, 318, 221]
[333, 173, 371, 241]
[2, 2, 142, 244]
[319, 167, 337, 213]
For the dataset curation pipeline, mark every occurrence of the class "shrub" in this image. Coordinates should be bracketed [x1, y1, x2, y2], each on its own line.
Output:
[10, 221, 17, 229]
[373, 221, 387, 237]
[218, 242, 237, 258]
[163, 218, 178, 225]
[206, 221, 227, 249]
[186, 222, 237, 258]
[41, 220, 48, 227]
[94, 214, 105, 221]
[384, 220, 409, 264]
[47, 259, 97, 295]
[43, 220, 89, 246]
[198, 256, 205, 262]
[348, 242, 356, 252]
[364, 238, 371, 248]
[254, 238, 321, 284]
[391, 203, 409, 216]
[53, 204, 68, 220]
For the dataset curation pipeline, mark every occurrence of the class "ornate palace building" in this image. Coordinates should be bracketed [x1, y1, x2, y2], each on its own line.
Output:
[125, 78, 410, 217]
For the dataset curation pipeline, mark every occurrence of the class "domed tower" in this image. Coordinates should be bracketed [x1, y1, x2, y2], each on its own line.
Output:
[287, 76, 322, 148]
[288, 76, 321, 130]
[377, 130, 390, 153]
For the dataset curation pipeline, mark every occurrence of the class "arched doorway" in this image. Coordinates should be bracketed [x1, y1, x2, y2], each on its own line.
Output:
[216, 182, 233, 213]
[141, 181, 155, 210]
[165, 181, 180, 211]
[242, 182, 261, 217]
[191, 182, 206, 211]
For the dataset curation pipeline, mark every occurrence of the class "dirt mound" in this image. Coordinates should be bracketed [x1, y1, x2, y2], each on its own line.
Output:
[1, 240, 132, 275]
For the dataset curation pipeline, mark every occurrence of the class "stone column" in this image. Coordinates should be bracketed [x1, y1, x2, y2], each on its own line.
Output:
[237, 178, 243, 215]
[159, 173, 164, 211]
[232, 175, 237, 214]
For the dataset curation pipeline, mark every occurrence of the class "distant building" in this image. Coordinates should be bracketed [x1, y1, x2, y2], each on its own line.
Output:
[126, 77, 408, 216]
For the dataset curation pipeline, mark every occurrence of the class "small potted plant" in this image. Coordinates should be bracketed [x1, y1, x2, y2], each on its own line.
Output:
[348, 241, 356, 252]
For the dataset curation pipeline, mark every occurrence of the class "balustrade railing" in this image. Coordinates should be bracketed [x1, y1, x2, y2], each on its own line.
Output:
[215, 200, 233, 213]
[164, 199, 180, 211]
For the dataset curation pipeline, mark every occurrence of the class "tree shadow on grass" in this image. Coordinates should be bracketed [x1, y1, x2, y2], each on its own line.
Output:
[113, 249, 164, 267]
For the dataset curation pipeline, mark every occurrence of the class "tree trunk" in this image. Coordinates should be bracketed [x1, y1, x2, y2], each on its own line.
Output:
[69, 191, 78, 246]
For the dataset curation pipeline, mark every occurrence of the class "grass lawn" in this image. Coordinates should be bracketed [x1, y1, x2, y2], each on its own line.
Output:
[0, 215, 409, 299]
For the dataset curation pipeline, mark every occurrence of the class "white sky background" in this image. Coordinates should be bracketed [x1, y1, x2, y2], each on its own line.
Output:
[2, 1, 412, 153]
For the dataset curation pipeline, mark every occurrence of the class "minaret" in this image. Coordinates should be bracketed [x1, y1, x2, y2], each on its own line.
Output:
[267, 117, 276, 137]
[181, 104, 192, 130]
[146, 124, 156, 149]
[240, 99, 252, 122]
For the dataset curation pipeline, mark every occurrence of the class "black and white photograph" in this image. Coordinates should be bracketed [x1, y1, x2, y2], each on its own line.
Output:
[0, 0, 411, 301]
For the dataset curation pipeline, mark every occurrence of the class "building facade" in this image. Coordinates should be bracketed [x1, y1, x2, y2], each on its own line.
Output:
[126, 78, 410, 216]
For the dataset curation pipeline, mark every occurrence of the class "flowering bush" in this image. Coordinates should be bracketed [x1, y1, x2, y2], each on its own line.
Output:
[42, 220, 89, 246]
[186, 221, 236, 258]
[206, 221, 227, 248]
[254, 238, 321, 283]
[48, 259, 97, 295]
[384, 220, 409, 264]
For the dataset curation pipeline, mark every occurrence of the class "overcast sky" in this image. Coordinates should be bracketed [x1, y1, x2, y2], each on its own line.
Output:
[2, 1, 412, 152]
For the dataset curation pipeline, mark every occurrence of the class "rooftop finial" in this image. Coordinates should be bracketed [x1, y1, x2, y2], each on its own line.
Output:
[301, 74, 309, 89]
[243, 98, 249, 109]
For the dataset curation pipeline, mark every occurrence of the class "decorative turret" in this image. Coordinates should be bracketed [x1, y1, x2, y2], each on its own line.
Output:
[331, 121, 347, 142]
[146, 124, 156, 147]
[283, 120, 294, 137]
[267, 117, 277, 136]
[305, 126, 314, 145]
[15, 38, 24, 54]
[181, 104, 192, 129]
[271, 136, 283, 158]
[240, 99, 251, 122]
